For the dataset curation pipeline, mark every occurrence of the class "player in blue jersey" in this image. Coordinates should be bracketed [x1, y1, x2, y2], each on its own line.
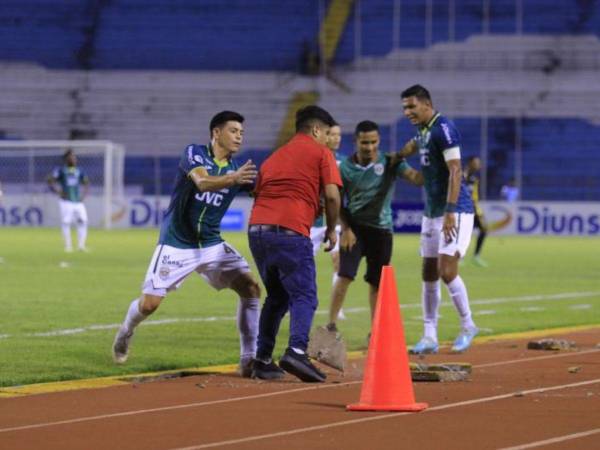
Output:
[309, 122, 345, 319]
[112, 111, 262, 377]
[47, 150, 90, 252]
[394, 85, 479, 353]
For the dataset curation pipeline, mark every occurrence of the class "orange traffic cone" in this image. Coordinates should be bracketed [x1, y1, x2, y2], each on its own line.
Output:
[347, 266, 428, 412]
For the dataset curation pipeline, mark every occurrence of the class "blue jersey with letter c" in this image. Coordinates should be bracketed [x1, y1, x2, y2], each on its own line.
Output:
[413, 113, 474, 217]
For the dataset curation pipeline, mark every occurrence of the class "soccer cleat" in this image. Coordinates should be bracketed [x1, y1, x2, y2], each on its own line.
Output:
[239, 356, 254, 378]
[409, 336, 439, 354]
[112, 326, 134, 364]
[251, 359, 285, 380]
[326, 322, 338, 333]
[279, 348, 326, 383]
[451, 327, 479, 353]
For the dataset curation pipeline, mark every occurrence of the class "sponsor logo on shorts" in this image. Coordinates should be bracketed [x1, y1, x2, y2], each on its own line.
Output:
[161, 255, 184, 268]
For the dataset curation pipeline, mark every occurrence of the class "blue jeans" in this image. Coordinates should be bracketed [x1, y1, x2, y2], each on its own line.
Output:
[248, 228, 317, 360]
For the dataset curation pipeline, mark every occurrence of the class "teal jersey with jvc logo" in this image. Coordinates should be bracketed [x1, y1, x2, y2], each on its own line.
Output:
[159, 144, 243, 249]
[413, 113, 474, 218]
[340, 153, 411, 230]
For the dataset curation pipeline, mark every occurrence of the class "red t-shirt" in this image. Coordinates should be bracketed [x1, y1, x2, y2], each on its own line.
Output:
[249, 133, 342, 236]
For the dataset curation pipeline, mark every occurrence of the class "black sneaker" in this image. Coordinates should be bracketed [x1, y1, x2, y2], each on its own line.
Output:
[326, 322, 338, 333]
[251, 359, 285, 380]
[279, 348, 326, 383]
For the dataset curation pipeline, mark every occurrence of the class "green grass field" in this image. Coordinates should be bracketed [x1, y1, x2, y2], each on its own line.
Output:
[0, 228, 598, 387]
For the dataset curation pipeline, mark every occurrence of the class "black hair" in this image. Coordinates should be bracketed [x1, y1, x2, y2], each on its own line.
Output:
[63, 149, 74, 160]
[354, 120, 379, 136]
[295, 105, 335, 132]
[467, 155, 480, 163]
[209, 111, 244, 136]
[401, 84, 432, 102]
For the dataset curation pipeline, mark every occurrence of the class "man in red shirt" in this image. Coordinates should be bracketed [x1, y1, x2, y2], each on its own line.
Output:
[248, 105, 341, 382]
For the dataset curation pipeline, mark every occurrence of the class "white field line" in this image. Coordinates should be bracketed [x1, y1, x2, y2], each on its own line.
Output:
[170, 378, 600, 450]
[497, 428, 600, 450]
[1, 348, 599, 435]
[0, 291, 598, 340]
[569, 304, 592, 310]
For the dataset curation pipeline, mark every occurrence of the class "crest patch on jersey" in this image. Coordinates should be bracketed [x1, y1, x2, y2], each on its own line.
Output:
[374, 163, 384, 176]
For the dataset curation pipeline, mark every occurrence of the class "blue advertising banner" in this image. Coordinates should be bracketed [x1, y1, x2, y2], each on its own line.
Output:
[392, 202, 424, 233]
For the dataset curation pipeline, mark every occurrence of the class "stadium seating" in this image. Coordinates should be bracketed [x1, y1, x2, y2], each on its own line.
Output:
[1, 0, 600, 200]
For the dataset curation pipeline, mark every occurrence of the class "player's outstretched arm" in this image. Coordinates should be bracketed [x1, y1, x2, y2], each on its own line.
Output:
[402, 166, 424, 186]
[388, 139, 418, 165]
[189, 160, 257, 192]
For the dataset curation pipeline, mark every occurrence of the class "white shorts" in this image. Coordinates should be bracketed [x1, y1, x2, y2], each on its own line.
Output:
[142, 242, 250, 297]
[420, 214, 474, 258]
[310, 225, 341, 256]
[59, 200, 88, 225]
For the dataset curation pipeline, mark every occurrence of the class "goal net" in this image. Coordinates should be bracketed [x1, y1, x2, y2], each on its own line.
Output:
[0, 140, 125, 229]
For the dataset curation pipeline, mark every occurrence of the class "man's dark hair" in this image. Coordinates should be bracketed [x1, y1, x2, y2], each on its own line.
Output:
[355, 120, 379, 136]
[209, 111, 244, 136]
[295, 105, 335, 133]
[401, 84, 432, 102]
[63, 149, 74, 160]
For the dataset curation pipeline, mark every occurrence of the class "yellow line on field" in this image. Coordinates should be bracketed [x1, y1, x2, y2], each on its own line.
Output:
[1, 324, 598, 399]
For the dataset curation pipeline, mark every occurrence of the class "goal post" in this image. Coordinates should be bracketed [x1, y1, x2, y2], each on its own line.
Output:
[0, 140, 125, 229]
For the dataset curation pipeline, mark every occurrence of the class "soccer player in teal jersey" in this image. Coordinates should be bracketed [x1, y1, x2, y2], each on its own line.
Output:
[309, 123, 345, 319]
[395, 84, 478, 354]
[47, 150, 90, 252]
[326, 120, 423, 333]
[113, 111, 262, 377]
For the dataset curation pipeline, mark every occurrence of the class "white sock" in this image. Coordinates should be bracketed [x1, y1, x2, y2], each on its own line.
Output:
[445, 276, 476, 330]
[237, 298, 259, 359]
[62, 223, 72, 249]
[77, 222, 87, 249]
[423, 280, 441, 341]
[123, 298, 147, 333]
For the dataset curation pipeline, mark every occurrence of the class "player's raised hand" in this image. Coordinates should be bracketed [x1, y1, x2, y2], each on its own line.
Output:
[234, 160, 257, 185]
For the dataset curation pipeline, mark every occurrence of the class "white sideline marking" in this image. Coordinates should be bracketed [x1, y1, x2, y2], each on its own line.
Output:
[1, 291, 599, 340]
[497, 428, 600, 450]
[520, 306, 545, 312]
[1, 348, 599, 435]
[170, 378, 600, 450]
[569, 304, 592, 310]
[474, 310, 496, 316]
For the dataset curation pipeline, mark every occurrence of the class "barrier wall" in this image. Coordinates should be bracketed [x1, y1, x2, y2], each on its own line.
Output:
[1, 195, 598, 237]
